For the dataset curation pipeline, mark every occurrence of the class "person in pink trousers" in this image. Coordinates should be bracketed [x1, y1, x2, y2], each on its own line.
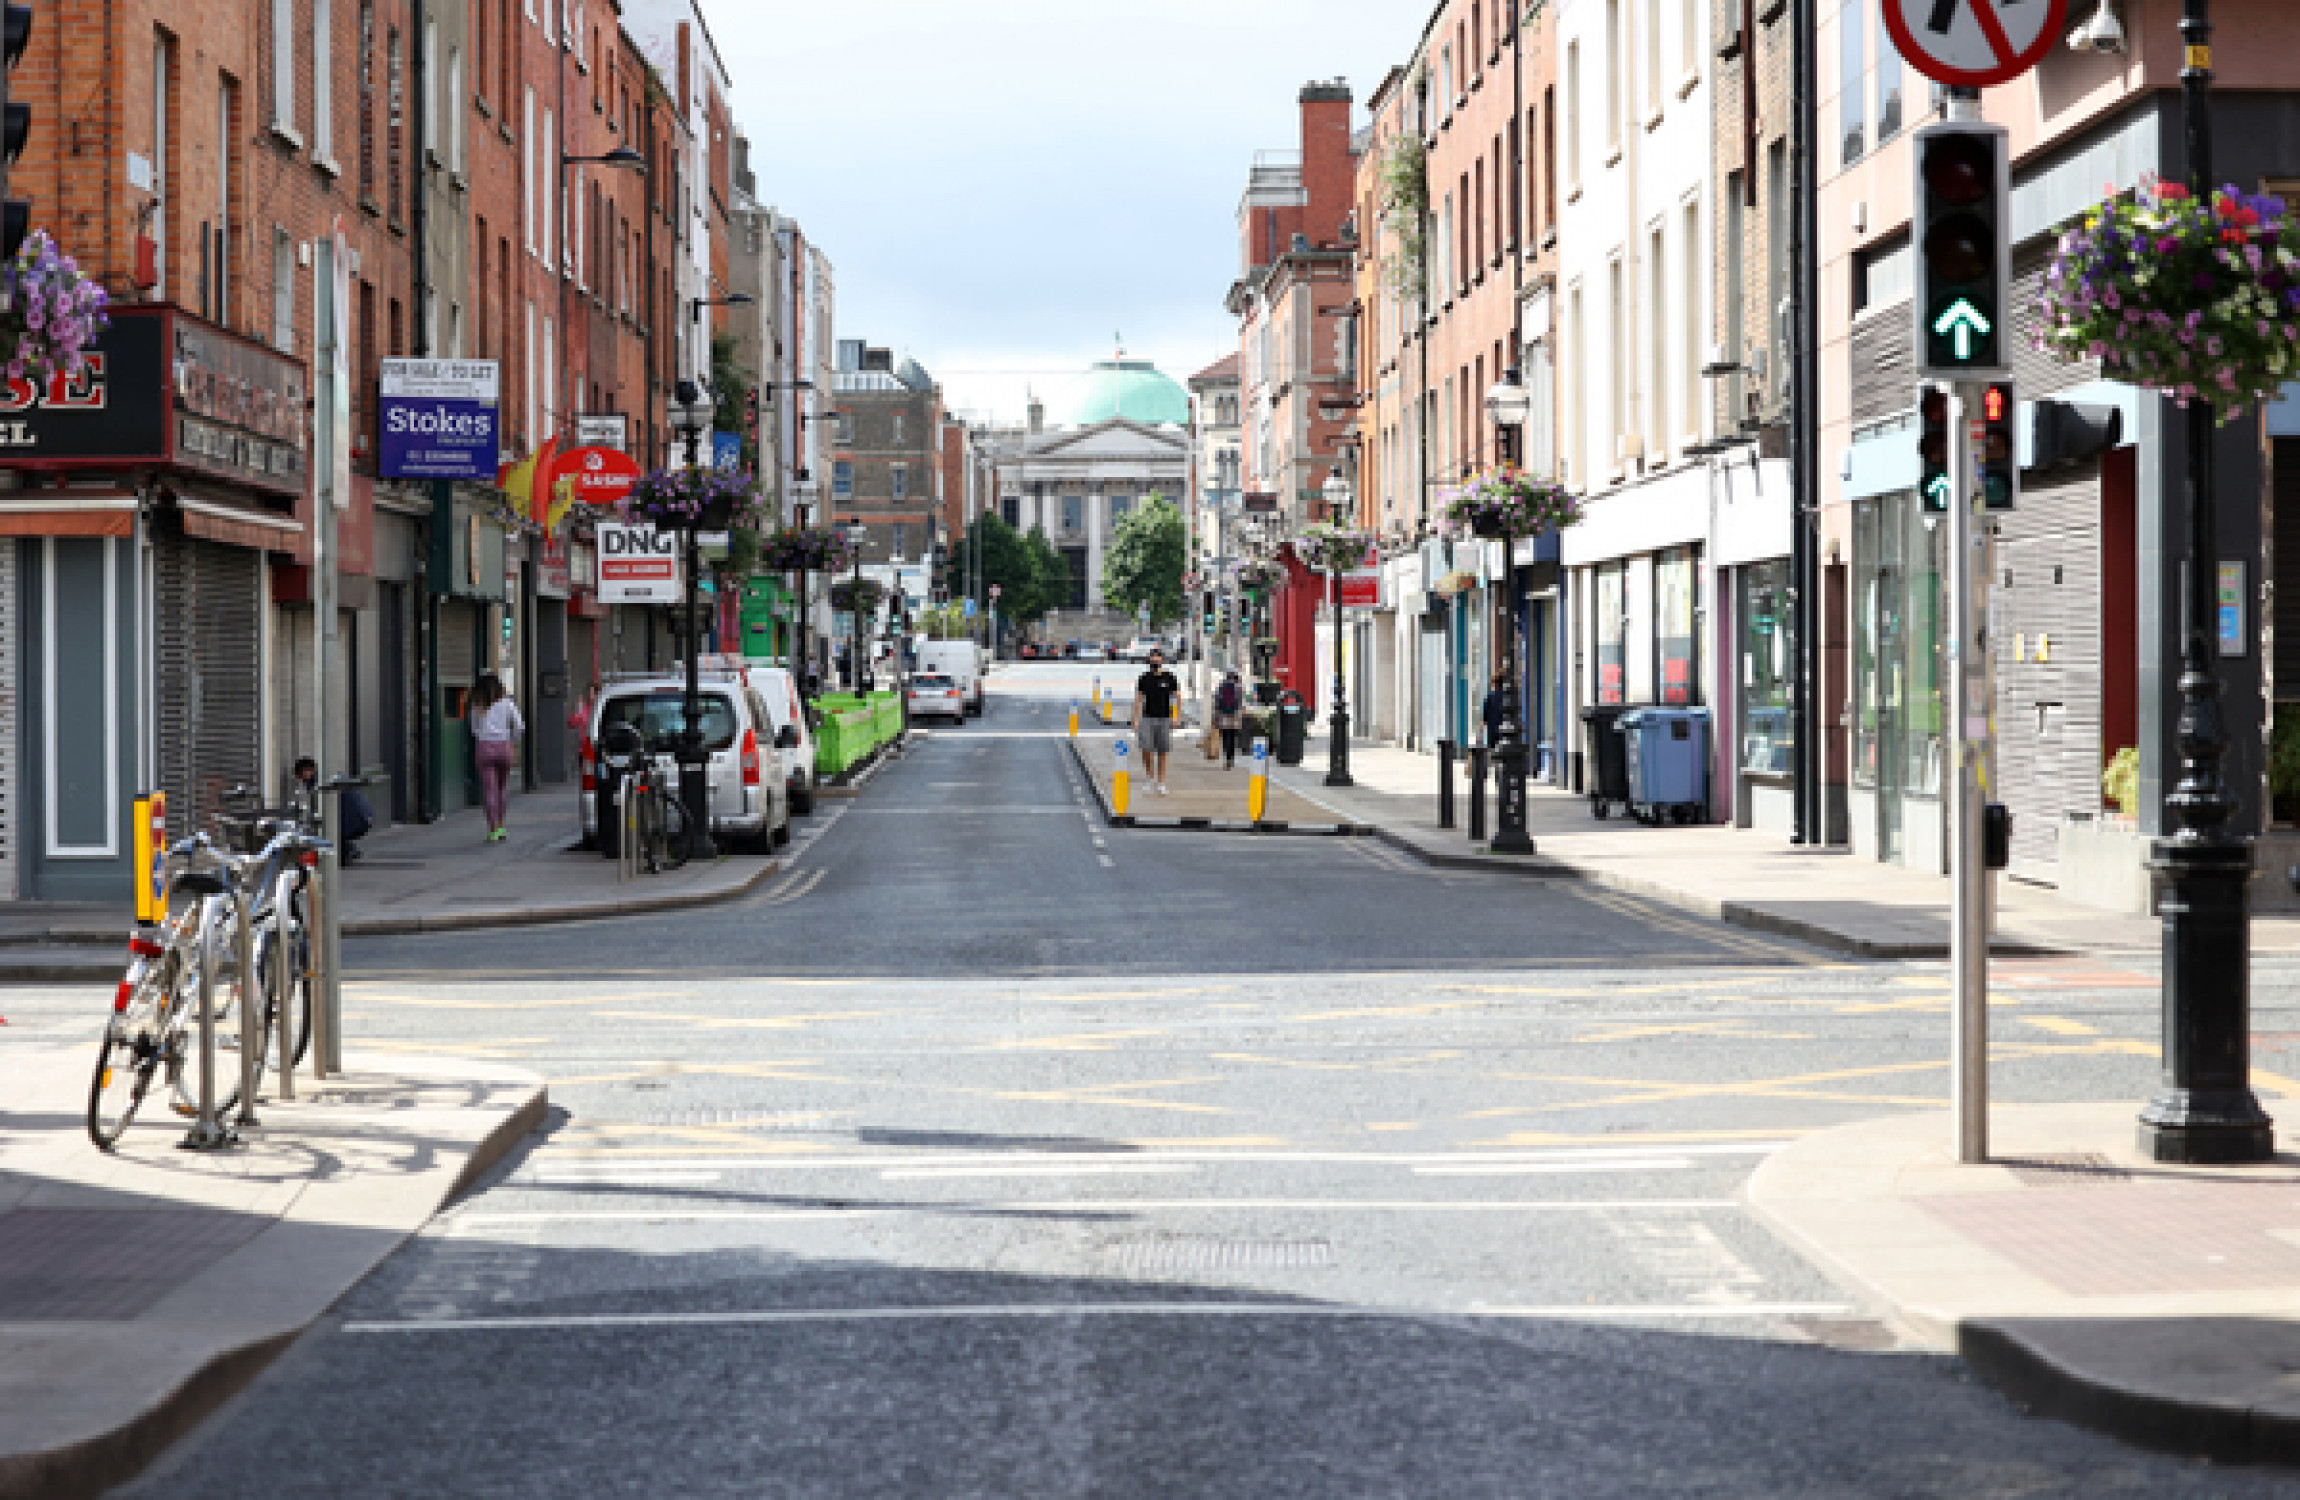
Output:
[468, 673, 525, 842]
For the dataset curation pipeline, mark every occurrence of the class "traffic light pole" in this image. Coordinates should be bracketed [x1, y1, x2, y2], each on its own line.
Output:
[1948, 382, 1993, 1164]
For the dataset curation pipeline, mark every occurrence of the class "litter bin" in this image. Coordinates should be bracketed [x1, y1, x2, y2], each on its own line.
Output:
[1620, 707, 1711, 825]
[1275, 690, 1308, 765]
[1578, 703, 1637, 819]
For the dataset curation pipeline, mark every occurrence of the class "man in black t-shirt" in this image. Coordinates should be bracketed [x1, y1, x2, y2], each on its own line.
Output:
[1132, 649, 1182, 794]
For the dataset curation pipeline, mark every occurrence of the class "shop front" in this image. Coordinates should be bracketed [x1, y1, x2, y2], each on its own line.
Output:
[0, 305, 306, 901]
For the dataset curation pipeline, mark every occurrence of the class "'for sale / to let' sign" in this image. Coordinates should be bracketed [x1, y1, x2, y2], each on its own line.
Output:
[596, 522, 682, 604]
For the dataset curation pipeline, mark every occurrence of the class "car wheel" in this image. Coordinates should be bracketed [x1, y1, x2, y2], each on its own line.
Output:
[791, 784, 815, 817]
[772, 815, 792, 848]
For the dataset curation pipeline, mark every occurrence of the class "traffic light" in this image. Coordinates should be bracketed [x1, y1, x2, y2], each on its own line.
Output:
[1919, 384, 1951, 513]
[1913, 121, 2008, 378]
[1979, 380, 2018, 511]
[0, 2, 29, 263]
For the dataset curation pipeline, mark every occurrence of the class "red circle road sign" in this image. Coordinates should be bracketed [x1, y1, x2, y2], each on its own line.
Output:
[1883, 0, 2068, 90]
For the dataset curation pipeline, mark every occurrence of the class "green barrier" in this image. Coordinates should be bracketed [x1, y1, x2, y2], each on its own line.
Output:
[812, 691, 904, 778]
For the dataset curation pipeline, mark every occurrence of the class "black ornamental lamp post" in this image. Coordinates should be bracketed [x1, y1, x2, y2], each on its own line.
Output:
[1484, 368, 1535, 856]
[844, 520, 869, 695]
[1320, 470, 1355, 788]
[668, 378, 718, 861]
[2138, 0, 2274, 1164]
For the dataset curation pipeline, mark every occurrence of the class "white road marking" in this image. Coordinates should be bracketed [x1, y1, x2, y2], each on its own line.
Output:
[1412, 1158, 1696, 1176]
[446, 1199, 1740, 1229]
[519, 1144, 1790, 1171]
[344, 1297, 1851, 1336]
[878, 1162, 1198, 1181]
[1097, 854, 1116, 868]
[521, 1171, 724, 1186]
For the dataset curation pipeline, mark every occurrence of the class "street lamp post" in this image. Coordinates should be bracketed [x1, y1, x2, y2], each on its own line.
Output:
[1321, 470, 1355, 788]
[668, 378, 717, 861]
[2139, 0, 2274, 1165]
[1484, 369, 1535, 856]
[845, 520, 869, 694]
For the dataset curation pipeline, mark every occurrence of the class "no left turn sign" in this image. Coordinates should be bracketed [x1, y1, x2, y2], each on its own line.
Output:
[1884, 0, 2068, 89]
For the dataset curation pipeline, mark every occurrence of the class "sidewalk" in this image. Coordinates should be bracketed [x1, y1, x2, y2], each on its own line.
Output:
[0, 1044, 545, 1499]
[1748, 1105, 2300, 1465]
[0, 791, 785, 982]
[1269, 736, 2300, 959]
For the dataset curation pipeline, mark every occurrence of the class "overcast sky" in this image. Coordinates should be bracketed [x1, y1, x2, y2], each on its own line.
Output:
[707, 1, 1406, 423]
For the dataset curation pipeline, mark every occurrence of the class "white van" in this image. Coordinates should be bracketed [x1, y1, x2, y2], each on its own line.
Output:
[746, 665, 819, 814]
[915, 640, 985, 717]
[580, 663, 791, 853]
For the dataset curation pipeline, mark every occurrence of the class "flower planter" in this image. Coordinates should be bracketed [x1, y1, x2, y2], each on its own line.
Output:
[1443, 470, 1584, 539]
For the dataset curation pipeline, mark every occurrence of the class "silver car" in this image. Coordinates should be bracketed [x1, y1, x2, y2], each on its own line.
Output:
[581, 672, 791, 854]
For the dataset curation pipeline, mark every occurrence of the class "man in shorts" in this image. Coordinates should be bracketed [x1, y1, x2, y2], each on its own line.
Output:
[1132, 648, 1182, 795]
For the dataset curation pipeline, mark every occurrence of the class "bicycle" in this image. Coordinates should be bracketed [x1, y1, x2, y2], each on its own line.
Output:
[599, 724, 690, 875]
[88, 809, 333, 1150]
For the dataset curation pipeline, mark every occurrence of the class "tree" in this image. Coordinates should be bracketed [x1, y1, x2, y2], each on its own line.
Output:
[1024, 526, 1069, 627]
[1102, 494, 1186, 626]
[962, 512, 1042, 622]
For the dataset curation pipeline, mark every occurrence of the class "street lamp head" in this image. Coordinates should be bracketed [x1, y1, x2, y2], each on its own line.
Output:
[668, 379, 714, 433]
[1320, 470, 1353, 518]
[1485, 367, 1532, 432]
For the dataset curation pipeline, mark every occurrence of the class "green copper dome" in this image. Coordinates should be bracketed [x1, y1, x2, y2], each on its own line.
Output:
[1058, 358, 1190, 428]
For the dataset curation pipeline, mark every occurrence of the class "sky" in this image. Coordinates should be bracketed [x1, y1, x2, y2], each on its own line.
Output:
[704, 0, 1410, 424]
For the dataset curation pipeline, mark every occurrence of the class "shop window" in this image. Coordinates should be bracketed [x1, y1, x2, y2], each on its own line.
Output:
[1737, 560, 1794, 776]
[1595, 561, 1627, 705]
[1655, 546, 1699, 705]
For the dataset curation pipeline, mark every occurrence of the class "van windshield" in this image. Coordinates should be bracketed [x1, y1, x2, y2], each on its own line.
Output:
[598, 691, 739, 751]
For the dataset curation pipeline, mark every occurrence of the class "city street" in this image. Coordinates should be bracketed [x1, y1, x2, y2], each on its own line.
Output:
[38, 667, 2292, 1496]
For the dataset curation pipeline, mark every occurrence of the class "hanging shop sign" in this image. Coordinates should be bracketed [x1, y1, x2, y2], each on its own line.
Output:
[379, 358, 501, 481]
[1336, 570, 1381, 609]
[576, 413, 629, 451]
[551, 445, 644, 510]
[597, 521, 682, 604]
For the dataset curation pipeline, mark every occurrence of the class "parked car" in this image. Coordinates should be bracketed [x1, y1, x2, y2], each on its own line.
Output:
[1124, 636, 1162, 663]
[916, 639, 986, 716]
[746, 665, 818, 815]
[907, 673, 966, 724]
[580, 665, 791, 854]
[1077, 643, 1110, 662]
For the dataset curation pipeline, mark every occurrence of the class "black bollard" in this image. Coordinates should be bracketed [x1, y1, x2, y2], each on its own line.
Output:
[1437, 739, 1457, 829]
[1468, 745, 1489, 842]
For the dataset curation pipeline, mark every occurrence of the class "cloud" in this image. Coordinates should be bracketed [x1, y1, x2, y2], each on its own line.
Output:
[709, 0, 1402, 418]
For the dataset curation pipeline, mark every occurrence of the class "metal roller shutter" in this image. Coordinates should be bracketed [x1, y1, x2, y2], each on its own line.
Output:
[1993, 461, 2105, 879]
[155, 533, 263, 830]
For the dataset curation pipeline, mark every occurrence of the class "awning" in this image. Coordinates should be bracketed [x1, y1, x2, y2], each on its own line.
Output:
[177, 495, 302, 553]
[0, 492, 137, 537]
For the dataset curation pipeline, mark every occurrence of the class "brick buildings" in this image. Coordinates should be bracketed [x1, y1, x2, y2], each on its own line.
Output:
[0, 0, 813, 904]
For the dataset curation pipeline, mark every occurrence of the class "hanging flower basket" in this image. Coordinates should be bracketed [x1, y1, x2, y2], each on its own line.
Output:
[0, 231, 109, 387]
[1297, 522, 1377, 575]
[621, 466, 765, 532]
[1235, 558, 1287, 593]
[2040, 178, 2300, 419]
[1442, 469, 1585, 539]
[760, 524, 855, 573]
[830, 577, 884, 614]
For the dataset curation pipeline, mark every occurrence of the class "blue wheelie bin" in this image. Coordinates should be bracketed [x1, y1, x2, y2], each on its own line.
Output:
[1620, 707, 1711, 825]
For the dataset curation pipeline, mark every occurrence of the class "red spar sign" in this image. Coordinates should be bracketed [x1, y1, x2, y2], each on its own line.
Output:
[1884, 0, 2067, 89]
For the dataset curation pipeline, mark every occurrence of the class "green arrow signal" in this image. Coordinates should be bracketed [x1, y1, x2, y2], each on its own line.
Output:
[1924, 473, 1952, 512]
[1933, 299, 1992, 362]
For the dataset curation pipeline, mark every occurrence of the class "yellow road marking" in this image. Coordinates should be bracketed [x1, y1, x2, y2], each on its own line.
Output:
[1213, 1051, 1463, 1074]
[591, 1010, 886, 1030]
[1571, 1020, 1814, 1044]
[1288, 1000, 1492, 1023]
[983, 1028, 1173, 1052]
[1469, 1126, 1819, 1147]
[1365, 1122, 1421, 1132]
[1469, 1058, 1953, 1117]
[2018, 1016, 2100, 1036]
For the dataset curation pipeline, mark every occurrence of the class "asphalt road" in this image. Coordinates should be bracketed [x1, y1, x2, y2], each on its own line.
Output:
[91, 663, 2300, 1495]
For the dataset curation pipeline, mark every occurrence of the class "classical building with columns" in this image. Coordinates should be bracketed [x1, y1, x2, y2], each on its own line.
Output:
[993, 354, 1191, 639]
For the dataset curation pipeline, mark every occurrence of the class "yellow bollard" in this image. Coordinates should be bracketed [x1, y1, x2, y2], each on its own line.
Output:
[1248, 738, 1268, 823]
[1069, 701, 1079, 738]
[1113, 734, 1132, 818]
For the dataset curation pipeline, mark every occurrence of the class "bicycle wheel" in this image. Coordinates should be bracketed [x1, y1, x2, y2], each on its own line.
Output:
[634, 784, 664, 875]
[259, 881, 314, 1069]
[656, 792, 691, 872]
[88, 955, 170, 1149]
[169, 898, 265, 1117]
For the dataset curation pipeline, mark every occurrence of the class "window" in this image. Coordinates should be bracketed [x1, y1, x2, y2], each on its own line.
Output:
[1527, 336, 1556, 477]
[1062, 494, 1082, 531]
[1649, 225, 1667, 455]
[892, 522, 908, 559]
[1508, 117, 1522, 249]
[1473, 158, 1486, 267]
[541, 107, 555, 264]
[1655, 547, 1699, 705]
[891, 464, 907, 501]
[1840, 0, 1866, 166]
[1440, 45, 1452, 115]
[1002, 495, 1019, 527]
[271, 0, 293, 133]
[447, 48, 463, 171]
[1725, 172, 1745, 422]
[386, 27, 402, 221]
[524, 300, 537, 439]
[153, 32, 172, 299]
[272, 230, 295, 351]
[1605, 0, 1622, 150]
[834, 411, 853, 444]
[892, 411, 903, 442]
[357, 2, 375, 198]
[1543, 87, 1557, 229]
[1565, 44, 1581, 188]
[522, 88, 535, 248]
[1853, 238, 1913, 313]
[832, 460, 854, 499]
[1646, 0, 1662, 114]
[1766, 139, 1788, 403]
[1595, 561, 1626, 704]
[216, 78, 236, 327]
[423, 18, 438, 162]
[1876, 0, 1905, 142]
[1683, 0, 1699, 73]
[1682, 200, 1701, 442]
[1110, 493, 1131, 522]
[312, 0, 332, 159]
[1608, 258, 1626, 462]
[1739, 560, 1795, 775]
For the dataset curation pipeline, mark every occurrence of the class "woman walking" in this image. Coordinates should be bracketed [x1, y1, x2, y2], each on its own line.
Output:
[469, 673, 525, 842]
[1213, 670, 1246, 769]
